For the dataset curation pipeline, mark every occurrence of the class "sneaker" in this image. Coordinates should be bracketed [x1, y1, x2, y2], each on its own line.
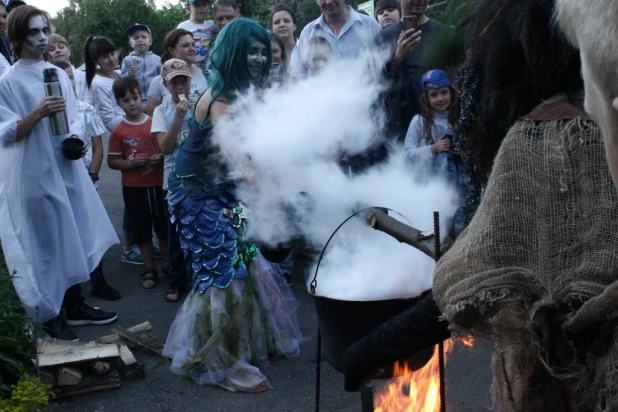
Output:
[91, 281, 121, 301]
[153, 244, 162, 259]
[65, 304, 118, 326]
[121, 247, 144, 265]
[43, 316, 78, 341]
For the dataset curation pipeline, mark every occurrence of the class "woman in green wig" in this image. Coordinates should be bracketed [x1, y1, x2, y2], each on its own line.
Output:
[162, 18, 304, 393]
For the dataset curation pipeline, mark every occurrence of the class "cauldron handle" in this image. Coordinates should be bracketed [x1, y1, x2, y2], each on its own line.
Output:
[309, 206, 433, 294]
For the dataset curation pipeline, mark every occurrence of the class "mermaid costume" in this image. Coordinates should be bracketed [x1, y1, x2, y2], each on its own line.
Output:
[163, 112, 304, 392]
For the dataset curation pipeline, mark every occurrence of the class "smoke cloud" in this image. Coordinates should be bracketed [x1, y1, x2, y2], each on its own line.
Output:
[215, 50, 458, 301]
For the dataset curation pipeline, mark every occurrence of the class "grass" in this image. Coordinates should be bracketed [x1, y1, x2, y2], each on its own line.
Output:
[0, 247, 35, 396]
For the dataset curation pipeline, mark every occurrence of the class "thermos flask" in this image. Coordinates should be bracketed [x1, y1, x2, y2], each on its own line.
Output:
[43, 68, 70, 136]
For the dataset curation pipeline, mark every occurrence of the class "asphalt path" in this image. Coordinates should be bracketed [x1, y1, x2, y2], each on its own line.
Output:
[51, 134, 493, 412]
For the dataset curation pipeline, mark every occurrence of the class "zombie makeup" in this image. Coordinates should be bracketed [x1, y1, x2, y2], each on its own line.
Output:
[247, 40, 268, 78]
[22, 15, 50, 60]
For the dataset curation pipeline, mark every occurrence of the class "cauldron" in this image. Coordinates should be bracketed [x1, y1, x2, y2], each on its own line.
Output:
[311, 292, 435, 375]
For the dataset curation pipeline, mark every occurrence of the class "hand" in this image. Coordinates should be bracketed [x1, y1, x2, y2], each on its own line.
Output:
[35, 96, 65, 119]
[133, 153, 149, 167]
[452, 143, 463, 156]
[174, 99, 191, 119]
[431, 136, 451, 154]
[80, 141, 89, 158]
[149, 153, 163, 165]
[392, 29, 422, 70]
[128, 65, 137, 77]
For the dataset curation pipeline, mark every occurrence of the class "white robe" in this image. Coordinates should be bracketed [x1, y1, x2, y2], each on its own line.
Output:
[0, 59, 119, 323]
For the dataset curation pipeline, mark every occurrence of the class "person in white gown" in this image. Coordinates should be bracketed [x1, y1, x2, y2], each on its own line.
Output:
[0, 6, 119, 340]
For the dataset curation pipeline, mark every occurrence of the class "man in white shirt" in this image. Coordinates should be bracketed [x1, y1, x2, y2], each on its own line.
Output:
[289, 0, 381, 79]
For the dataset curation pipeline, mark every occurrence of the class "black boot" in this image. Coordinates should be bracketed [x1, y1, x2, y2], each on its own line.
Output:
[43, 315, 78, 341]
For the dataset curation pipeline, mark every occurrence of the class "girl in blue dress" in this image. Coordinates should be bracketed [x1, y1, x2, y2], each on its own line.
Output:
[162, 18, 304, 393]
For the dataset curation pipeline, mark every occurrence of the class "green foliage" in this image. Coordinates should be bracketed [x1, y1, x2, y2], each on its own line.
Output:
[53, 0, 189, 66]
[0, 248, 35, 397]
[0, 374, 53, 412]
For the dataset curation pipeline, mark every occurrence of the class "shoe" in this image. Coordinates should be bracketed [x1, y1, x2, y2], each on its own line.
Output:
[65, 304, 118, 326]
[43, 316, 78, 341]
[153, 244, 162, 259]
[121, 247, 144, 265]
[91, 281, 121, 301]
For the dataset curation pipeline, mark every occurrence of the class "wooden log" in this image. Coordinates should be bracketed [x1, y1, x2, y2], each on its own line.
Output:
[118, 344, 145, 381]
[111, 327, 163, 356]
[98, 322, 153, 348]
[52, 370, 121, 400]
[361, 208, 437, 260]
[38, 368, 56, 386]
[88, 361, 111, 377]
[38, 343, 120, 368]
[56, 366, 83, 386]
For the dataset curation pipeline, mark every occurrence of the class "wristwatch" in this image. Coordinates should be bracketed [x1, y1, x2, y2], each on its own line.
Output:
[89, 172, 99, 182]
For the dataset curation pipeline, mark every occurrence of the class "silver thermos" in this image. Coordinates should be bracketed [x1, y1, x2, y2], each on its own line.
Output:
[43, 68, 70, 136]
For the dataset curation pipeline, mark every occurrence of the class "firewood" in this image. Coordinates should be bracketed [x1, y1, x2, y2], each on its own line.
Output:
[56, 366, 83, 386]
[53, 370, 121, 399]
[38, 342, 120, 368]
[117, 344, 145, 381]
[38, 368, 56, 386]
[111, 327, 163, 356]
[98, 322, 153, 348]
[88, 361, 110, 376]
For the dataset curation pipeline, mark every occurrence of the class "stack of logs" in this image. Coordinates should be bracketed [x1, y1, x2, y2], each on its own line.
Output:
[37, 322, 161, 399]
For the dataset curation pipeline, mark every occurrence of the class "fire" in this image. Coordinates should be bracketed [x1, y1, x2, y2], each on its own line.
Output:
[374, 343, 457, 412]
[460, 336, 475, 347]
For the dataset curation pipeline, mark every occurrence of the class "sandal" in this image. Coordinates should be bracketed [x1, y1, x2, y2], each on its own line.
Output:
[164, 286, 183, 303]
[140, 269, 159, 289]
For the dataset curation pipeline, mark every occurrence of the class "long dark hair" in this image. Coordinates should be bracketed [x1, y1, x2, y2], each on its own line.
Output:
[161, 29, 193, 64]
[457, 0, 580, 181]
[419, 88, 460, 144]
[84, 36, 116, 88]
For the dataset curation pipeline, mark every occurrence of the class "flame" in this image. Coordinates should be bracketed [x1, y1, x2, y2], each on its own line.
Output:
[460, 336, 475, 347]
[374, 342, 462, 412]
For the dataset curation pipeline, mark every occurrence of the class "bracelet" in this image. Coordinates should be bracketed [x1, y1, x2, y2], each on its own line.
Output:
[89, 172, 99, 182]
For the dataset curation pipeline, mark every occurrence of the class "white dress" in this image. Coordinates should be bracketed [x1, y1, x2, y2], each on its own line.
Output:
[0, 59, 119, 322]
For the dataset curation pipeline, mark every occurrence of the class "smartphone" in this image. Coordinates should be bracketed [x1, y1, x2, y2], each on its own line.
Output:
[402, 15, 418, 31]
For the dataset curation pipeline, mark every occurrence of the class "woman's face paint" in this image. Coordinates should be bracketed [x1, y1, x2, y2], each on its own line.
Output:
[22, 15, 50, 59]
[247, 40, 268, 78]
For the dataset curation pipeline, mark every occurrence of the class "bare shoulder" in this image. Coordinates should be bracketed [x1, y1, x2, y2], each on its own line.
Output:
[195, 88, 229, 125]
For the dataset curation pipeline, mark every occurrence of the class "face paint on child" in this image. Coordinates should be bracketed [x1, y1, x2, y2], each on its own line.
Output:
[247, 40, 268, 77]
[23, 15, 50, 59]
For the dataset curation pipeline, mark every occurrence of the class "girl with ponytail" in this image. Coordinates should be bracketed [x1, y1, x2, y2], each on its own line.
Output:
[84, 35, 124, 131]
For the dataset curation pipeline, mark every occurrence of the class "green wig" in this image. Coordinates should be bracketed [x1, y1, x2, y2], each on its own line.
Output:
[208, 18, 273, 102]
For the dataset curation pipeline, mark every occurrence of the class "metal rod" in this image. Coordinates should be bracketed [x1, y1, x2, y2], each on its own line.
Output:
[434, 212, 446, 412]
[360, 386, 374, 412]
[315, 327, 322, 412]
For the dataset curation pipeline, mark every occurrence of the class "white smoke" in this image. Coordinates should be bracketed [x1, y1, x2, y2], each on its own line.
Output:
[215, 50, 458, 301]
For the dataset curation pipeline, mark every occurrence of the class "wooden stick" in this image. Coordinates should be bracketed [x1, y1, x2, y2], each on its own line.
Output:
[52, 370, 121, 399]
[111, 327, 163, 356]
[361, 208, 436, 259]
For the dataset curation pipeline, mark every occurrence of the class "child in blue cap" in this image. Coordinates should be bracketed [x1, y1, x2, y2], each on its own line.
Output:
[121, 23, 161, 109]
[403, 69, 468, 238]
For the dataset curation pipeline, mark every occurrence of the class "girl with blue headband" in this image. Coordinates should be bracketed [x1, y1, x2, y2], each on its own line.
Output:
[162, 18, 304, 393]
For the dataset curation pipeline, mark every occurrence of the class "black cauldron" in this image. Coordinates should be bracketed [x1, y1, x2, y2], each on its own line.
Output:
[311, 292, 435, 376]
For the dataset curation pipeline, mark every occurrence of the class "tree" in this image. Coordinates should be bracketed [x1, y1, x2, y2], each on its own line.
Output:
[53, 0, 187, 66]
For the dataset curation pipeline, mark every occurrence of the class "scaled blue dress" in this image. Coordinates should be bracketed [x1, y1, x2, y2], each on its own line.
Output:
[163, 113, 304, 392]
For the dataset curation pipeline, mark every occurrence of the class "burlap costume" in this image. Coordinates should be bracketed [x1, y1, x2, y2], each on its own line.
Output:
[433, 94, 618, 411]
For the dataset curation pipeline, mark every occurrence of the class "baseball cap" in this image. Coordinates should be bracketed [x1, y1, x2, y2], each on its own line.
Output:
[421, 69, 458, 92]
[161, 59, 192, 82]
[125, 23, 151, 37]
[187, 0, 209, 5]
[5, 0, 26, 13]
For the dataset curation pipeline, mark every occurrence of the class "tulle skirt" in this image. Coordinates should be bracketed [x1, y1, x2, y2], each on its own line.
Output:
[163, 254, 305, 392]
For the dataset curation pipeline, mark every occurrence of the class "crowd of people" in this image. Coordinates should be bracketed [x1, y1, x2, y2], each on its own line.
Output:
[1, 0, 615, 404]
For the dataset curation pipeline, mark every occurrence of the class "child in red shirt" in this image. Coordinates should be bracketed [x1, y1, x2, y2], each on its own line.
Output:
[108, 77, 169, 289]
